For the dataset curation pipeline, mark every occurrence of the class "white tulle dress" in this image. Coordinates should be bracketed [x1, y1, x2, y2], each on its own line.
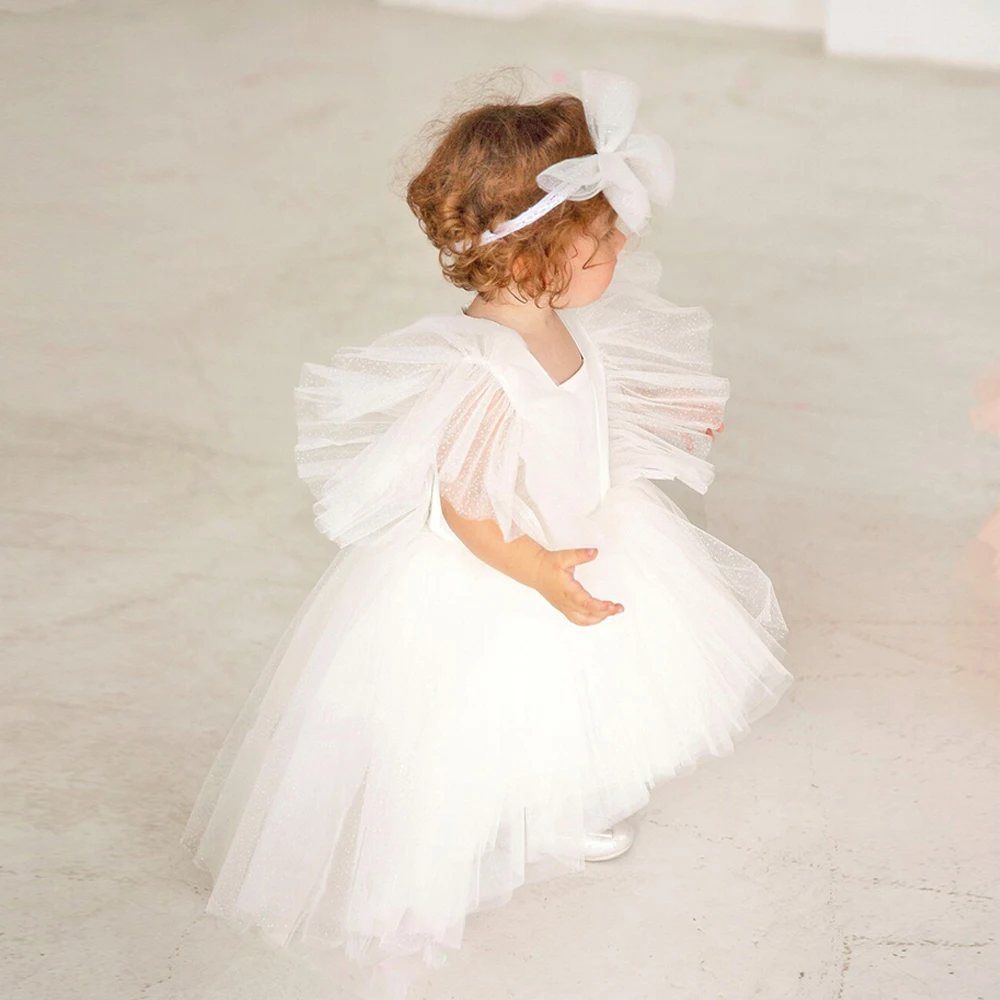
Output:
[180, 249, 793, 997]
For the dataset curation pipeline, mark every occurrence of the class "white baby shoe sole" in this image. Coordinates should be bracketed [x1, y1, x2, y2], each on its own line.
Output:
[583, 817, 637, 862]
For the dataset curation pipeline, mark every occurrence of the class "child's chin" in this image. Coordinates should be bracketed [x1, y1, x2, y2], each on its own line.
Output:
[578, 278, 615, 306]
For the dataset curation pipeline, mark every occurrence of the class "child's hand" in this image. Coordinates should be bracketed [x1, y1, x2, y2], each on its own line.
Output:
[531, 548, 624, 626]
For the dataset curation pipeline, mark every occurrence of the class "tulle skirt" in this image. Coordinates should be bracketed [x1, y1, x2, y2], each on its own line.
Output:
[181, 477, 793, 997]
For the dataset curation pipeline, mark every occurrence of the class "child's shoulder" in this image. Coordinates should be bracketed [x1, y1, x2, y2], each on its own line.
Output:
[319, 311, 545, 396]
[342, 312, 504, 365]
[297, 312, 517, 418]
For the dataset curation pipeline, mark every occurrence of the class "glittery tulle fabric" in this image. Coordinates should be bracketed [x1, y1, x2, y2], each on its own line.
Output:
[180, 249, 793, 998]
[579, 249, 728, 492]
[293, 320, 544, 549]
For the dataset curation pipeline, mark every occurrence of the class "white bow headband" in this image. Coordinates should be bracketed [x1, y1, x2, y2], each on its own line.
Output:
[454, 70, 675, 253]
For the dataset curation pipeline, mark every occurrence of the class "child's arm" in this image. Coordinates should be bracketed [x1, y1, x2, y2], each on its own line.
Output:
[440, 496, 624, 627]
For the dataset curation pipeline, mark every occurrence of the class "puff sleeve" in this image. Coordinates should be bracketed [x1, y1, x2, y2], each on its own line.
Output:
[573, 250, 730, 493]
[294, 318, 544, 548]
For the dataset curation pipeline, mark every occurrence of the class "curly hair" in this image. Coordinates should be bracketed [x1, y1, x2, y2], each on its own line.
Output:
[405, 87, 617, 305]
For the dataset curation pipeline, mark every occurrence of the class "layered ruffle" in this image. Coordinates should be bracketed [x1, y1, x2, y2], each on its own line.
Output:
[295, 321, 545, 547]
[570, 249, 729, 493]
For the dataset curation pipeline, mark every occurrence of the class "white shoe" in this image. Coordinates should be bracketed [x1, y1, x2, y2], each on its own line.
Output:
[583, 817, 636, 862]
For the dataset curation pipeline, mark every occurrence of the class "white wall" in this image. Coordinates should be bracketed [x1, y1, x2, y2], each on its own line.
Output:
[380, 0, 1000, 68]
[564, 0, 824, 32]
[826, 0, 1000, 70]
[379, 0, 825, 31]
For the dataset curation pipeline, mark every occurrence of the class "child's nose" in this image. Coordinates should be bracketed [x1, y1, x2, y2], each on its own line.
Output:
[613, 229, 627, 253]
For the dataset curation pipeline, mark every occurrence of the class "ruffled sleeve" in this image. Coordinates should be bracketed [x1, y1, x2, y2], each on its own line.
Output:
[572, 249, 730, 494]
[294, 318, 544, 548]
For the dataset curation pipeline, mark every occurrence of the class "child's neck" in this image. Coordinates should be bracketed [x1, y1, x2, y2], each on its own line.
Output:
[464, 289, 567, 343]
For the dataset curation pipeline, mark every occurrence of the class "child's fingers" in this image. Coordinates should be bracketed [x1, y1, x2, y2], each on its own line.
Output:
[584, 600, 624, 615]
[558, 547, 598, 568]
[582, 594, 623, 613]
[567, 601, 624, 625]
[566, 609, 612, 626]
[563, 574, 599, 603]
[551, 551, 624, 619]
[565, 578, 623, 615]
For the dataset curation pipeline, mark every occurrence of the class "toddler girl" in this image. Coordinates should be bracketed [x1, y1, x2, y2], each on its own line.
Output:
[181, 69, 793, 999]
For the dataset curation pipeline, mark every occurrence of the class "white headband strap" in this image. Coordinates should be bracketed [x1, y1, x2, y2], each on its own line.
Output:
[452, 70, 674, 253]
[476, 187, 572, 246]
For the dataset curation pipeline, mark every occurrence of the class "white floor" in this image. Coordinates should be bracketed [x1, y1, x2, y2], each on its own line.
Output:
[3, 2, 999, 998]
